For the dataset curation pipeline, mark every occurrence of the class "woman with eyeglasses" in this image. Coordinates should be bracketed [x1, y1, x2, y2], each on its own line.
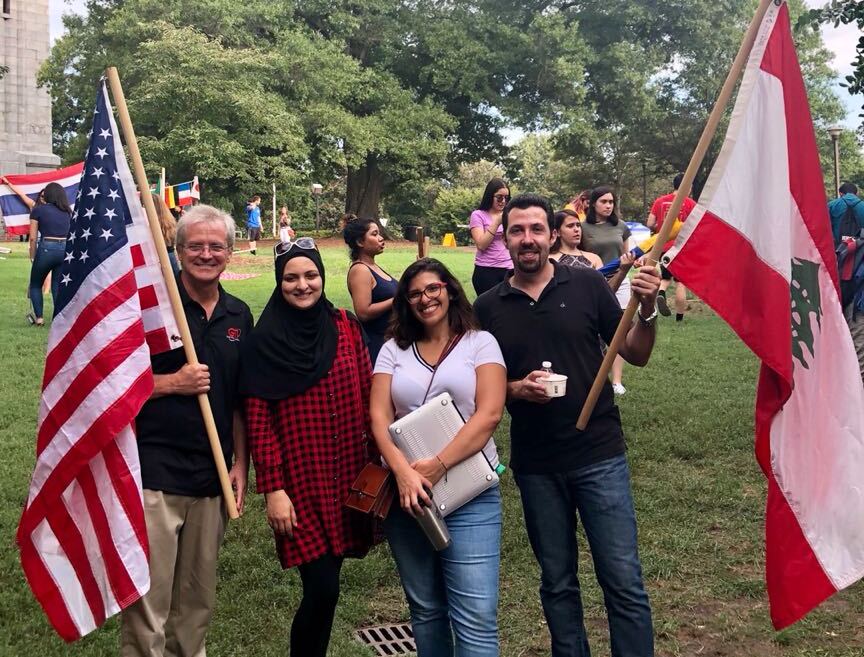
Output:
[241, 239, 378, 657]
[370, 258, 507, 656]
[344, 216, 398, 364]
[581, 186, 634, 396]
[469, 178, 513, 296]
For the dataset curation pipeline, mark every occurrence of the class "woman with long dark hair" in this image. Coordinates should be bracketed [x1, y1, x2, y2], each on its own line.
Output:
[344, 216, 398, 364]
[26, 182, 72, 326]
[581, 186, 633, 395]
[370, 258, 506, 656]
[550, 209, 603, 270]
[241, 242, 378, 657]
[469, 178, 513, 296]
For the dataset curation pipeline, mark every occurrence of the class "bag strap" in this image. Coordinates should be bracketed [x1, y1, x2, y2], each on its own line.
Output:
[421, 333, 464, 404]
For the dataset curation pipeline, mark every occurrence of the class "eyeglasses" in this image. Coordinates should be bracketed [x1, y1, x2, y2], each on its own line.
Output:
[274, 237, 317, 258]
[182, 242, 229, 254]
[493, 194, 511, 203]
[406, 282, 446, 305]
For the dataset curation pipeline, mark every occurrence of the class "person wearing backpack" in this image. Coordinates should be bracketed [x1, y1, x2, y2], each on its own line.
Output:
[831, 183, 864, 384]
[829, 182, 864, 246]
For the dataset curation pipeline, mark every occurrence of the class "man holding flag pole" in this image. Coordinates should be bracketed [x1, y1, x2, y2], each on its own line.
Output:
[16, 68, 248, 653]
[579, 0, 864, 630]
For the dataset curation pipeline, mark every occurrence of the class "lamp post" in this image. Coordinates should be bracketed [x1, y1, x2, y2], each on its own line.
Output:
[827, 125, 842, 197]
[310, 183, 323, 230]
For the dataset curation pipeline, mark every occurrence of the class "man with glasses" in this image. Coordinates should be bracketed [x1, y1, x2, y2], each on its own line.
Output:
[475, 193, 659, 657]
[122, 205, 254, 657]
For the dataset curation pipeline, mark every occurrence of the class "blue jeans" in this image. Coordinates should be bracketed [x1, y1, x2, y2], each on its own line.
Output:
[29, 240, 66, 320]
[514, 455, 653, 657]
[385, 486, 501, 657]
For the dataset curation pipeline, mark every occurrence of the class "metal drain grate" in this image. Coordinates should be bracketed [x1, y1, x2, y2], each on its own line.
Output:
[355, 623, 416, 656]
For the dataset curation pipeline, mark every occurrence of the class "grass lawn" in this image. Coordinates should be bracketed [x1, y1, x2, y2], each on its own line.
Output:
[1, 240, 862, 656]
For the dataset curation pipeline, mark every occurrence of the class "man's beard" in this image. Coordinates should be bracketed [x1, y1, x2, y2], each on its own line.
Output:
[514, 247, 544, 273]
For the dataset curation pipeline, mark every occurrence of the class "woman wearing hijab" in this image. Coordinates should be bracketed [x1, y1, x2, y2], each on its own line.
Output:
[241, 241, 377, 657]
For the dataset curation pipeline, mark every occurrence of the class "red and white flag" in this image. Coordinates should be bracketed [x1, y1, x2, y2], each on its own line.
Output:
[665, 1, 864, 629]
[16, 80, 180, 641]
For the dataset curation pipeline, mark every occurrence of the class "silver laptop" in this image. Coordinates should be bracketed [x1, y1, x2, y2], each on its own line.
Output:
[389, 392, 498, 517]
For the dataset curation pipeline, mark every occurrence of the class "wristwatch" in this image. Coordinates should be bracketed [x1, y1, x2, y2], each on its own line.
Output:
[637, 306, 658, 326]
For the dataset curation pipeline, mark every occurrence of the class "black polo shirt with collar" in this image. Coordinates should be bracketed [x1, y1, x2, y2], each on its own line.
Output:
[474, 261, 626, 474]
[135, 276, 254, 497]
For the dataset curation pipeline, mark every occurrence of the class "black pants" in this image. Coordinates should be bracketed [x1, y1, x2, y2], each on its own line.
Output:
[291, 554, 344, 657]
[472, 265, 509, 296]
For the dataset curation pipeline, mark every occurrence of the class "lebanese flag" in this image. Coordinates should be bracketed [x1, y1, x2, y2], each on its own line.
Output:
[665, 1, 864, 629]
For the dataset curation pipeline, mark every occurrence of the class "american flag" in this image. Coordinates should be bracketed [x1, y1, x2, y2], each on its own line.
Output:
[16, 80, 180, 641]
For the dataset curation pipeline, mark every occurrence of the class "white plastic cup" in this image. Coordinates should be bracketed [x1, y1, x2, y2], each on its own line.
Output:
[542, 374, 568, 398]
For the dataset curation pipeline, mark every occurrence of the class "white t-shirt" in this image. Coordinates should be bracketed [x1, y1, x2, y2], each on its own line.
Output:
[374, 330, 505, 467]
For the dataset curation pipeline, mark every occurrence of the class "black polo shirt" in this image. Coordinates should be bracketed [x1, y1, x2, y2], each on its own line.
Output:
[135, 277, 253, 497]
[474, 262, 626, 474]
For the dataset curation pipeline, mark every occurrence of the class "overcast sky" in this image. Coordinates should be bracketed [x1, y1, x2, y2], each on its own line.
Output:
[49, 0, 861, 130]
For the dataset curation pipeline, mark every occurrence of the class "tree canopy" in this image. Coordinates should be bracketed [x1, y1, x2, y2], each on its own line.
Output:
[40, 0, 858, 226]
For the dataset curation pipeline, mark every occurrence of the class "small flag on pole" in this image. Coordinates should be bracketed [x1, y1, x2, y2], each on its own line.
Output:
[665, 0, 864, 629]
[191, 175, 201, 201]
[16, 78, 180, 641]
[175, 181, 194, 206]
[0, 163, 84, 236]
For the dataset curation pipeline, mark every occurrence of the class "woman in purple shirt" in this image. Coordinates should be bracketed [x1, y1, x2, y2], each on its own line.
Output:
[469, 178, 513, 296]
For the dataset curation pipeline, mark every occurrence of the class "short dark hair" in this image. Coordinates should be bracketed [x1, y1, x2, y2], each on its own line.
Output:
[585, 186, 620, 226]
[250, 195, 261, 203]
[673, 173, 684, 190]
[478, 178, 510, 212]
[42, 182, 72, 214]
[342, 215, 379, 261]
[389, 258, 478, 349]
[502, 193, 555, 232]
[839, 182, 858, 195]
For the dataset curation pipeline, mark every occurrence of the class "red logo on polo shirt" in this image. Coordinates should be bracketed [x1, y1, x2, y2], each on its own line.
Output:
[226, 327, 241, 342]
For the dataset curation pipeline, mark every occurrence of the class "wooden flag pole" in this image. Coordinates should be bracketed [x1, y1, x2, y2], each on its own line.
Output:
[416, 226, 426, 259]
[576, 0, 775, 431]
[105, 67, 240, 519]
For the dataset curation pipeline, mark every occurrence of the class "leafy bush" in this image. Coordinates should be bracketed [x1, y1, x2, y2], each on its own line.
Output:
[427, 186, 482, 241]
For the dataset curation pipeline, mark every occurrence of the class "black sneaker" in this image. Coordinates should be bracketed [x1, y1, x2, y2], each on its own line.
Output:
[656, 294, 671, 317]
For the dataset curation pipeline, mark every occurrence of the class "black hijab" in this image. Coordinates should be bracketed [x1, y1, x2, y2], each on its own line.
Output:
[239, 248, 338, 399]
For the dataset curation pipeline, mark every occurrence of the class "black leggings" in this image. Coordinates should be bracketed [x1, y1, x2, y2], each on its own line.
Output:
[472, 265, 509, 296]
[291, 554, 344, 657]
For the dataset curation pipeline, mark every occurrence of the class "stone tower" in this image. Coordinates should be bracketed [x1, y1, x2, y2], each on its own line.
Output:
[0, 0, 60, 173]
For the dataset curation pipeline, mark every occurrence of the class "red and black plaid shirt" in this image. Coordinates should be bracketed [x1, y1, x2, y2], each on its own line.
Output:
[245, 311, 377, 568]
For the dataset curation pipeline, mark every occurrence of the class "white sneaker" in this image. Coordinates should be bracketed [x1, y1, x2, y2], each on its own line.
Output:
[612, 383, 626, 395]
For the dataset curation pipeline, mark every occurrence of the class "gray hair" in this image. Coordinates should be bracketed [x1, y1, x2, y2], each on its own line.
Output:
[176, 205, 237, 250]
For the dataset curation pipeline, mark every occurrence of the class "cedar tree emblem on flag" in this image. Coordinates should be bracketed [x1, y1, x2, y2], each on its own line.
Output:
[665, 0, 864, 629]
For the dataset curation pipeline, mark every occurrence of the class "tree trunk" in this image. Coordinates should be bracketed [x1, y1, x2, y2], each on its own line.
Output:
[345, 154, 383, 219]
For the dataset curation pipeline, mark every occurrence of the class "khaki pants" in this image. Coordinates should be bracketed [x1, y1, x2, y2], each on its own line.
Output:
[121, 491, 226, 657]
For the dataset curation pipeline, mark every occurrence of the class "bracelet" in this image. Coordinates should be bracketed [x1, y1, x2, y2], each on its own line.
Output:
[436, 455, 449, 482]
[637, 306, 658, 326]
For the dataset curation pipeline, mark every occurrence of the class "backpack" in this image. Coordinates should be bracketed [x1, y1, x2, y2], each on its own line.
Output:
[836, 230, 864, 312]
[837, 199, 862, 245]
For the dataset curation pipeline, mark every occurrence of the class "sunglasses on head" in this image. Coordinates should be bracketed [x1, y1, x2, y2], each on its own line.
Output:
[274, 237, 317, 258]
